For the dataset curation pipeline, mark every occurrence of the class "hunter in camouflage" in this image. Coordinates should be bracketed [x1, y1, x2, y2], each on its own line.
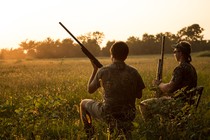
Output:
[140, 41, 197, 121]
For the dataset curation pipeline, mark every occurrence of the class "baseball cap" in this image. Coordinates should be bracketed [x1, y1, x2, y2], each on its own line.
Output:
[172, 41, 191, 55]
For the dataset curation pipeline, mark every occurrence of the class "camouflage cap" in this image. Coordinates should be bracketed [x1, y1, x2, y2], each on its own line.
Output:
[172, 41, 191, 55]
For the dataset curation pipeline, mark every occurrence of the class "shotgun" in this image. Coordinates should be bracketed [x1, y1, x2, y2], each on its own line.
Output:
[155, 36, 165, 97]
[59, 22, 103, 68]
[156, 36, 165, 81]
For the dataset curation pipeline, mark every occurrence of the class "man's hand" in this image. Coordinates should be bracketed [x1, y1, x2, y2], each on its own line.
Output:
[90, 60, 98, 71]
[153, 79, 162, 86]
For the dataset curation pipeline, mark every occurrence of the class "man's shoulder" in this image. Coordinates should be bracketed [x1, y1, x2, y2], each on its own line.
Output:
[97, 65, 112, 75]
[180, 62, 193, 68]
[125, 64, 139, 73]
[126, 64, 137, 70]
[99, 63, 138, 73]
[177, 62, 197, 74]
[99, 64, 112, 71]
[175, 62, 191, 70]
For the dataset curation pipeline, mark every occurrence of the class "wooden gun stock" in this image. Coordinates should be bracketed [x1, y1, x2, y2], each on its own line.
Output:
[59, 22, 103, 68]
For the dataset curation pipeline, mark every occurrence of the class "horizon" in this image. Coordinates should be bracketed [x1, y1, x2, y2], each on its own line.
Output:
[1, 0, 210, 49]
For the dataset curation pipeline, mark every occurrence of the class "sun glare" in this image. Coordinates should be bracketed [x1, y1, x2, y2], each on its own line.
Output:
[0, 0, 210, 49]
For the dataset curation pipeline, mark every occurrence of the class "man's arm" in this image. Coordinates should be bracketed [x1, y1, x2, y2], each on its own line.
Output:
[158, 81, 175, 95]
[158, 66, 183, 95]
[87, 61, 99, 93]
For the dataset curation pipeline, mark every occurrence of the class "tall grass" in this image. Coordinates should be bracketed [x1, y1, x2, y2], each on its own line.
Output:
[0, 55, 209, 139]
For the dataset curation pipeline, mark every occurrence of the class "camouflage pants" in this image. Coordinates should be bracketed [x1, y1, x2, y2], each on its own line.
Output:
[140, 96, 184, 121]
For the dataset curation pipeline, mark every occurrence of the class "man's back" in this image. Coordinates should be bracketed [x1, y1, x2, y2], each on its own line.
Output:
[96, 61, 145, 114]
[80, 41, 145, 139]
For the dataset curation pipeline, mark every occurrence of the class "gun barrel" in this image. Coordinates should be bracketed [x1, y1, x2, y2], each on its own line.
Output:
[59, 22, 103, 68]
[161, 36, 165, 61]
[59, 22, 84, 47]
[156, 36, 165, 80]
[157, 59, 162, 80]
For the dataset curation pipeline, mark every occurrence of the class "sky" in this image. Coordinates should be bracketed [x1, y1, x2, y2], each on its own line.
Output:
[0, 0, 209, 49]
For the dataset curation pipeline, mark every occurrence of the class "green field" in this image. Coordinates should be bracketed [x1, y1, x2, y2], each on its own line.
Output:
[0, 55, 210, 139]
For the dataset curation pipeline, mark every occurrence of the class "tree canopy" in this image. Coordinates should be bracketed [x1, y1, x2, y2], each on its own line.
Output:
[0, 24, 209, 59]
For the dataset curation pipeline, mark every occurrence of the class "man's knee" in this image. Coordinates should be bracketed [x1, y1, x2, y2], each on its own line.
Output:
[80, 99, 90, 110]
[139, 103, 146, 116]
[80, 99, 92, 123]
[80, 100, 86, 109]
[80, 99, 90, 119]
[139, 103, 152, 121]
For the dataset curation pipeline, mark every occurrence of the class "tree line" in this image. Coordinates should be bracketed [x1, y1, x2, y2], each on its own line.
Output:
[0, 24, 209, 59]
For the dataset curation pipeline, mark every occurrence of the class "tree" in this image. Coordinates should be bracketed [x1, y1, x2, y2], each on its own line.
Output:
[78, 32, 102, 57]
[82, 39, 101, 57]
[177, 24, 204, 41]
[0, 48, 26, 59]
[126, 36, 142, 55]
[78, 31, 105, 46]
[19, 40, 37, 50]
[19, 40, 38, 58]
[92, 31, 105, 46]
[36, 37, 57, 58]
[60, 38, 73, 57]
[141, 33, 158, 54]
[155, 32, 178, 53]
[101, 40, 115, 56]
